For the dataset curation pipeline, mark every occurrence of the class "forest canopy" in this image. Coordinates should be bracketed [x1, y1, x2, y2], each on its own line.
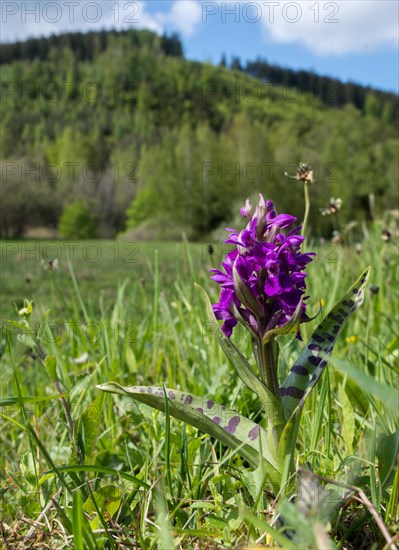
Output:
[1, 29, 398, 239]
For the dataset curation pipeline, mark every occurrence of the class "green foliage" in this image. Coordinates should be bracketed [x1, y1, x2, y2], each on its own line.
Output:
[58, 199, 98, 239]
[0, 159, 60, 237]
[1, 29, 398, 238]
[125, 188, 155, 230]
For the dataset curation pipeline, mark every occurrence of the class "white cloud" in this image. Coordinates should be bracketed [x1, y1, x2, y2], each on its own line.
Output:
[0, 1, 202, 43]
[2, 0, 396, 56]
[259, 1, 398, 55]
[156, 0, 202, 37]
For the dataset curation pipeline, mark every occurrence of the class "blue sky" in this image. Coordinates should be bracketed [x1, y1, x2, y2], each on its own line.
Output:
[1, 1, 398, 92]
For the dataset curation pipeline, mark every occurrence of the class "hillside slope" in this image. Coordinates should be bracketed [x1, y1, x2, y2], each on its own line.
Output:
[1, 29, 398, 238]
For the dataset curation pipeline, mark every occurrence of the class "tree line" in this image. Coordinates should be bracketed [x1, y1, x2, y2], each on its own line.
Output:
[2, 30, 397, 121]
[1, 28, 398, 239]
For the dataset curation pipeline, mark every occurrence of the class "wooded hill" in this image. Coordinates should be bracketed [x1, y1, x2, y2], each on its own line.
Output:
[1, 29, 398, 238]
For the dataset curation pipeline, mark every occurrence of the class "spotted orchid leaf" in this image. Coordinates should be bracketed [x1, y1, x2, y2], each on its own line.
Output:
[280, 267, 370, 421]
[196, 284, 283, 429]
[97, 382, 279, 477]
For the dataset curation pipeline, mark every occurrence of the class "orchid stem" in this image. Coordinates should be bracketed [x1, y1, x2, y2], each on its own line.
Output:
[302, 182, 311, 239]
[255, 337, 280, 399]
[264, 341, 280, 399]
[254, 337, 285, 437]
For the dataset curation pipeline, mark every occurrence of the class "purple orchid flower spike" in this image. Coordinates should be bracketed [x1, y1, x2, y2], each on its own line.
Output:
[210, 194, 315, 341]
[210, 195, 315, 394]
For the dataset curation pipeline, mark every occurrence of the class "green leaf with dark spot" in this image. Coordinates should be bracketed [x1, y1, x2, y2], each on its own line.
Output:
[96, 382, 280, 479]
[280, 267, 370, 421]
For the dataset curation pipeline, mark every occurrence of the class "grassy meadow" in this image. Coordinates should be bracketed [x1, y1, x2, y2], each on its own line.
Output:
[0, 222, 398, 549]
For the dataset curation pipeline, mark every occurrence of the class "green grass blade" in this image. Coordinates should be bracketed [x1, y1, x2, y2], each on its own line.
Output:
[72, 489, 84, 550]
[327, 355, 398, 409]
[67, 261, 90, 324]
[40, 464, 150, 490]
[163, 384, 175, 502]
[0, 394, 67, 407]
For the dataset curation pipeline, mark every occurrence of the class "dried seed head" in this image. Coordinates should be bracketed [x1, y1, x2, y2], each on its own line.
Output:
[296, 163, 314, 184]
[382, 229, 391, 242]
[320, 197, 343, 216]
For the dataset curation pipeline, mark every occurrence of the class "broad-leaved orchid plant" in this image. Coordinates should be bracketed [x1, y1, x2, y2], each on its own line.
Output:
[98, 194, 369, 491]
